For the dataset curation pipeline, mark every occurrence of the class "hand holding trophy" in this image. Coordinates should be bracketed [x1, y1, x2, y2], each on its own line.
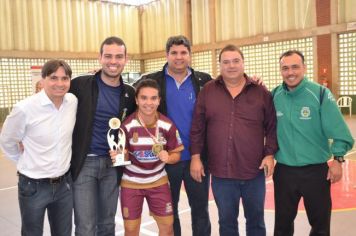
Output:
[107, 117, 131, 167]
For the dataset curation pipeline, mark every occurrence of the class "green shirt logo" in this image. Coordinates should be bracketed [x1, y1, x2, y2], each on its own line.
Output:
[300, 107, 311, 120]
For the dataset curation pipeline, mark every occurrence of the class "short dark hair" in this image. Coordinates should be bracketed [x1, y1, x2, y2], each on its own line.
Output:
[166, 35, 191, 54]
[135, 79, 161, 98]
[100, 36, 127, 55]
[279, 50, 305, 64]
[219, 44, 244, 62]
[41, 59, 72, 78]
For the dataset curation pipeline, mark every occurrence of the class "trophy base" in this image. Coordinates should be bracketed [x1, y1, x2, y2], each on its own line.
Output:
[112, 160, 131, 167]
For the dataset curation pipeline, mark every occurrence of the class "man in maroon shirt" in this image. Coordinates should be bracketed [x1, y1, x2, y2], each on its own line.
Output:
[190, 44, 278, 236]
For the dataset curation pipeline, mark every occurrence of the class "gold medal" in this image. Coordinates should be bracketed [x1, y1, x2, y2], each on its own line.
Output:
[152, 143, 164, 156]
[137, 113, 163, 156]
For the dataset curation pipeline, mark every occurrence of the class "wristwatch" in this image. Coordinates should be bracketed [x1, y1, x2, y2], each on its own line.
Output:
[333, 156, 345, 163]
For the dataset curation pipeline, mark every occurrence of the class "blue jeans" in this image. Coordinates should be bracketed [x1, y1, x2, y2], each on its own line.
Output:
[165, 160, 211, 236]
[211, 173, 266, 236]
[18, 172, 73, 236]
[73, 156, 119, 236]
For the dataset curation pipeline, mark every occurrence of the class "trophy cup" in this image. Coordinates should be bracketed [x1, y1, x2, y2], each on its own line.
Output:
[107, 117, 131, 167]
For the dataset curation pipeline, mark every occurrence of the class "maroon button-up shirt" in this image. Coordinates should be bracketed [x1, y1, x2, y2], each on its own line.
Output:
[190, 75, 278, 179]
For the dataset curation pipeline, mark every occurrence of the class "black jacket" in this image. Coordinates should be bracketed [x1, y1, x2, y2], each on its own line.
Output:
[134, 63, 212, 161]
[69, 71, 136, 181]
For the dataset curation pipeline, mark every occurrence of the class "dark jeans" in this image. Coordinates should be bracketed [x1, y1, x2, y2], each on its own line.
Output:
[165, 160, 211, 236]
[273, 163, 331, 236]
[18, 172, 73, 236]
[73, 156, 119, 236]
[211, 173, 266, 236]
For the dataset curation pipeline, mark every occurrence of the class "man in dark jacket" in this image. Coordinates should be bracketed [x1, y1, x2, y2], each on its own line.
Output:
[135, 35, 212, 236]
[70, 36, 136, 236]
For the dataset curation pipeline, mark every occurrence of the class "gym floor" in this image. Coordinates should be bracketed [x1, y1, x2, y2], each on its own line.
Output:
[1, 116, 355, 236]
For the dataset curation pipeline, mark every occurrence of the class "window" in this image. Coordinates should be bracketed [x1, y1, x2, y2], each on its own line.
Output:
[339, 32, 356, 95]
[216, 38, 314, 91]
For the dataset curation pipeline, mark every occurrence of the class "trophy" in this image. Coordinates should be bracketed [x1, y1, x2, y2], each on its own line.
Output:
[107, 117, 131, 166]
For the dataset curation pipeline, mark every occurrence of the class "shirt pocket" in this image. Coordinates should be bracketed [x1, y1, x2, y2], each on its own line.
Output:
[236, 102, 264, 127]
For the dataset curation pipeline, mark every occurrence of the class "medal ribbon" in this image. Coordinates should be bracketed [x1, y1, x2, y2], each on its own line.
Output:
[137, 113, 160, 144]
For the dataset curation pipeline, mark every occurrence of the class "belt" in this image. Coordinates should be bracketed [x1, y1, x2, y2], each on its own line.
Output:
[17, 171, 70, 184]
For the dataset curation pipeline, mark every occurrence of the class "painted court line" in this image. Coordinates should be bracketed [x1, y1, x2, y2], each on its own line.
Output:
[345, 150, 356, 156]
[0, 186, 17, 191]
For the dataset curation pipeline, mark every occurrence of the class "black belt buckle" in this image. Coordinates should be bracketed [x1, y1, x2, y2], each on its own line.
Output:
[49, 171, 69, 184]
[49, 176, 62, 184]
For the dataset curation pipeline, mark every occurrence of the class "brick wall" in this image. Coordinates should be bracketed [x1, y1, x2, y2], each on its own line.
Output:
[316, 0, 332, 90]
[317, 35, 332, 89]
[316, 0, 330, 26]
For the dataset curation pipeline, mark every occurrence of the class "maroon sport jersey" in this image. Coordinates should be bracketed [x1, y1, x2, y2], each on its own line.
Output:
[121, 112, 184, 188]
